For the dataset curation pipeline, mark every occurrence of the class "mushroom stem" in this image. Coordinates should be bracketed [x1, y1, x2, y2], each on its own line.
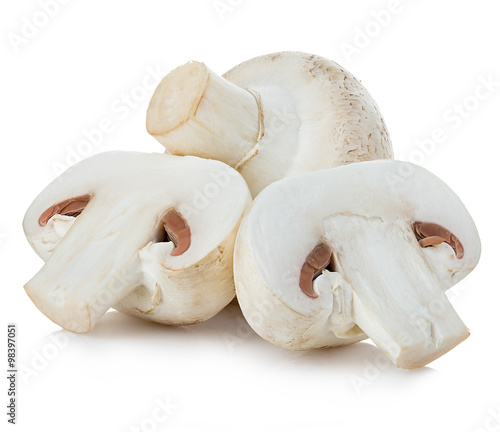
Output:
[147, 61, 261, 167]
[322, 214, 469, 369]
[24, 198, 148, 333]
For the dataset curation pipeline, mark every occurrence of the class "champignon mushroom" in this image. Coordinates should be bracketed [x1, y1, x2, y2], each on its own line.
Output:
[23, 151, 251, 333]
[146, 51, 393, 197]
[234, 160, 481, 369]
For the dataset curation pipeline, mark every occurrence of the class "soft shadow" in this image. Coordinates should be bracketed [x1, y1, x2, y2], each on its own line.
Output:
[87, 301, 249, 339]
[46, 302, 437, 384]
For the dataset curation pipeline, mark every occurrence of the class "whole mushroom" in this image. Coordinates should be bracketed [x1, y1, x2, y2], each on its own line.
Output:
[147, 51, 393, 196]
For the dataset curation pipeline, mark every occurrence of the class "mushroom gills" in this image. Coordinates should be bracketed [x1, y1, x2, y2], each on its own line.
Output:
[153, 209, 191, 256]
[39, 195, 91, 226]
[413, 221, 464, 259]
[299, 244, 333, 298]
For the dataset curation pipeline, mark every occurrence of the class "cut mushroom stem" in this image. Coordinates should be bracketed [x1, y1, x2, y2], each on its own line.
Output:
[147, 61, 261, 167]
[26, 197, 146, 333]
[323, 214, 469, 369]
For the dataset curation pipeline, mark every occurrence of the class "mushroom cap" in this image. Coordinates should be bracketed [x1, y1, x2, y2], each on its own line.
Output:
[222, 51, 393, 193]
[236, 159, 480, 317]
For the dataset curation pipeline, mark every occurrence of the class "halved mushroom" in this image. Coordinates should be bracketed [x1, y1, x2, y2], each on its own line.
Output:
[234, 160, 480, 368]
[146, 51, 393, 197]
[23, 151, 251, 333]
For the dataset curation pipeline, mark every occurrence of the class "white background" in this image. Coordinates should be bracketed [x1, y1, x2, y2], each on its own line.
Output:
[1, 1, 499, 431]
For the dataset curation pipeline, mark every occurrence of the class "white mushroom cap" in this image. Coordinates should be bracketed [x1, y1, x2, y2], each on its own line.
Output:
[23, 151, 251, 333]
[234, 160, 480, 368]
[147, 52, 393, 196]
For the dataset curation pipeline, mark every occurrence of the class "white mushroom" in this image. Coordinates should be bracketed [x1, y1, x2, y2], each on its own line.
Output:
[23, 151, 251, 333]
[234, 160, 481, 369]
[146, 51, 393, 197]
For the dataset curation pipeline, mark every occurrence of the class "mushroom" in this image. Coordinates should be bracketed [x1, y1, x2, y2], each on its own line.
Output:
[234, 160, 481, 368]
[23, 151, 251, 333]
[146, 51, 393, 197]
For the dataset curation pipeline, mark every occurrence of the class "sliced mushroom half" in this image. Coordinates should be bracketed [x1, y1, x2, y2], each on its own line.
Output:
[23, 151, 251, 333]
[234, 160, 480, 369]
[147, 51, 393, 196]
